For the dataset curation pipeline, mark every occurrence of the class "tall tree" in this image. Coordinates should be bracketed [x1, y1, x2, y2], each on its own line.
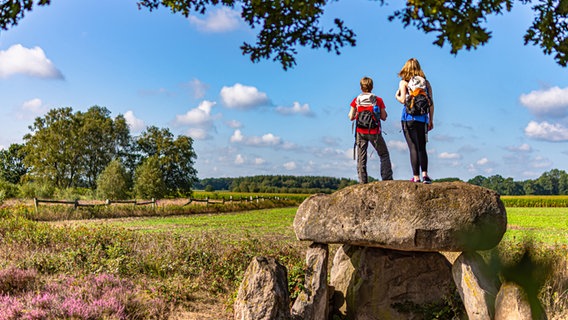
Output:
[0, 143, 28, 184]
[23, 107, 82, 188]
[22, 106, 133, 189]
[133, 155, 166, 199]
[96, 159, 131, 200]
[1, 1, 567, 68]
[136, 126, 198, 196]
[78, 106, 132, 189]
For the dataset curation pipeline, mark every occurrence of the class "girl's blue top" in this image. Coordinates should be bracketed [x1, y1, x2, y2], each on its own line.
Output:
[401, 107, 429, 123]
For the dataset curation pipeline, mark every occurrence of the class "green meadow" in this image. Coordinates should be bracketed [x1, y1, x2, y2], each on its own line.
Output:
[0, 198, 566, 319]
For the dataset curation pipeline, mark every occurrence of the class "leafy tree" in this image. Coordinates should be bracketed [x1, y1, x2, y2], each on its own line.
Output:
[78, 106, 132, 189]
[133, 156, 166, 199]
[23, 107, 82, 188]
[22, 106, 132, 189]
[0, 143, 28, 184]
[533, 169, 568, 195]
[96, 159, 131, 200]
[2, 1, 567, 68]
[136, 126, 197, 197]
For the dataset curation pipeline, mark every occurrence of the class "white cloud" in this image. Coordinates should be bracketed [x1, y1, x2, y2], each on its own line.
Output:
[220, 83, 269, 109]
[250, 133, 281, 146]
[24, 97, 47, 113]
[283, 161, 297, 170]
[0, 44, 63, 79]
[188, 7, 241, 33]
[524, 121, 568, 142]
[438, 152, 462, 160]
[507, 143, 532, 152]
[254, 157, 266, 165]
[184, 78, 209, 99]
[225, 120, 243, 129]
[15, 98, 48, 120]
[230, 129, 283, 147]
[235, 154, 245, 165]
[520, 87, 568, 117]
[174, 100, 217, 126]
[530, 156, 553, 169]
[187, 128, 209, 140]
[476, 157, 489, 165]
[124, 110, 146, 132]
[387, 140, 408, 152]
[275, 102, 315, 117]
[230, 129, 244, 143]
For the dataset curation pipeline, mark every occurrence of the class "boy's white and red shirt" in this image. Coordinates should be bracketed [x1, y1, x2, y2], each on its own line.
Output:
[350, 93, 386, 135]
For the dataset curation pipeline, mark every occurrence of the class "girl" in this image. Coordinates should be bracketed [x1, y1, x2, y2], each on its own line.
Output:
[395, 58, 434, 184]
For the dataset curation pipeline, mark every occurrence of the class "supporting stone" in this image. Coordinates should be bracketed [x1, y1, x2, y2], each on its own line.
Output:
[495, 282, 547, 320]
[291, 242, 329, 320]
[452, 251, 501, 320]
[330, 244, 454, 319]
[234, 256, 291, 320]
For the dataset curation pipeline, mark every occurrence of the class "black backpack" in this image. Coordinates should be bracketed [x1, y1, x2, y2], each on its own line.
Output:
[356, 107, 379, 130]
[405, 86, 431, 116]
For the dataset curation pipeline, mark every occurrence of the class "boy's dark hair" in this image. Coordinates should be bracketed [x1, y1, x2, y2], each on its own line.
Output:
[360, 77, 373, 92]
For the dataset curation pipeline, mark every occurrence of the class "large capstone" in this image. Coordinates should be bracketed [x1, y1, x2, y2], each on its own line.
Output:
[294, 181, 507, 252]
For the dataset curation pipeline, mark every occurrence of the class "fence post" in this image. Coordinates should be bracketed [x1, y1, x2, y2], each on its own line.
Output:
[152, 198, 155, 210]
[33, 198, 38, 215]
[74, 199, 79, 210]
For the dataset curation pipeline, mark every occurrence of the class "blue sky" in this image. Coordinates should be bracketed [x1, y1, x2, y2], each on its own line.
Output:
[1, 0, 567, 182]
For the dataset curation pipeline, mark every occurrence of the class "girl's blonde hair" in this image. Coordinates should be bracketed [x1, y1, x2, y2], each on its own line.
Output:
[398, 58, 426, 81]
[360, 76, 373, 92]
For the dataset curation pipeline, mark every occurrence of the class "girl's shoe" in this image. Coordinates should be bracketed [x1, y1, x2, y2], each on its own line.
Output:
[422, 176, 432, 184]
[410, 177, 421, 183]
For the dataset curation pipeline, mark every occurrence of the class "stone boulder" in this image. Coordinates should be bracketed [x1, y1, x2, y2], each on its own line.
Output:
[452, 251, 501, 320]
[330, 244, 455, 319]
[494, 282, 535, 320]
[291, 243, 329, 320]
[234, 256, 291, 320]
[294, 181, 507, 252]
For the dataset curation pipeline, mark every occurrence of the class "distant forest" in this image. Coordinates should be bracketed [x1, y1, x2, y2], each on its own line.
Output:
[195, 175, 359, 194]
[196, 169, 568, 196]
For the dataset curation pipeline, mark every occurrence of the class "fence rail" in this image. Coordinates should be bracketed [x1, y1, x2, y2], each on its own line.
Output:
[183, 195, 282, 206]
[33, 198, 156, 214]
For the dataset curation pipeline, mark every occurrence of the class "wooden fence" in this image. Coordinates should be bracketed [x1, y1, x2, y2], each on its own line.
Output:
[183, 195, 277, 206]
[33, 198, 156, 214]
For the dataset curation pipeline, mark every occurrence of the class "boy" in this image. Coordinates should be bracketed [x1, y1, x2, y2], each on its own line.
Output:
[349, 76, 393, 183]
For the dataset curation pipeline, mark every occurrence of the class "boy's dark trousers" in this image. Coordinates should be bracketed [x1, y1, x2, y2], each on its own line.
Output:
[356, 132, 393, 183]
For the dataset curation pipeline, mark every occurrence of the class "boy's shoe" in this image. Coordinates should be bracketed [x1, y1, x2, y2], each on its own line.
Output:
[422, 176, 432, 184]
[410, 177, 421, 183]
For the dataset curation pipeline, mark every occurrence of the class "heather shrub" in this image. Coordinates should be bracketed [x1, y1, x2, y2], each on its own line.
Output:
[0, 268, 39, 294]
[0, 272, 169, 319]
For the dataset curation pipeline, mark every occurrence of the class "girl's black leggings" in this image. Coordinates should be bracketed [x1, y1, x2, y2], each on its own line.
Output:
[402, 120, 428, 176]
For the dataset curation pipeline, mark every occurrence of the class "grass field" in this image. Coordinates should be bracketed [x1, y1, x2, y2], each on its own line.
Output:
[504, 207, 568, 247]
[1, 201, 567, 319]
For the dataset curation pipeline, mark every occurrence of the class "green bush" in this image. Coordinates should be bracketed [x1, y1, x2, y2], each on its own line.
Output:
[133, 156, 166, 199]
[0, 179, 19, 199]
[96, 159, 131, 200]
[18, 182, 55, 199]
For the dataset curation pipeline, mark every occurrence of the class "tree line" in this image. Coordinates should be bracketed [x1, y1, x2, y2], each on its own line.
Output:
[196, 175, 358, 194]
[464, 169, 568, 196]
[196, 170, 568, 196]
[0, 106, 197, 200]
